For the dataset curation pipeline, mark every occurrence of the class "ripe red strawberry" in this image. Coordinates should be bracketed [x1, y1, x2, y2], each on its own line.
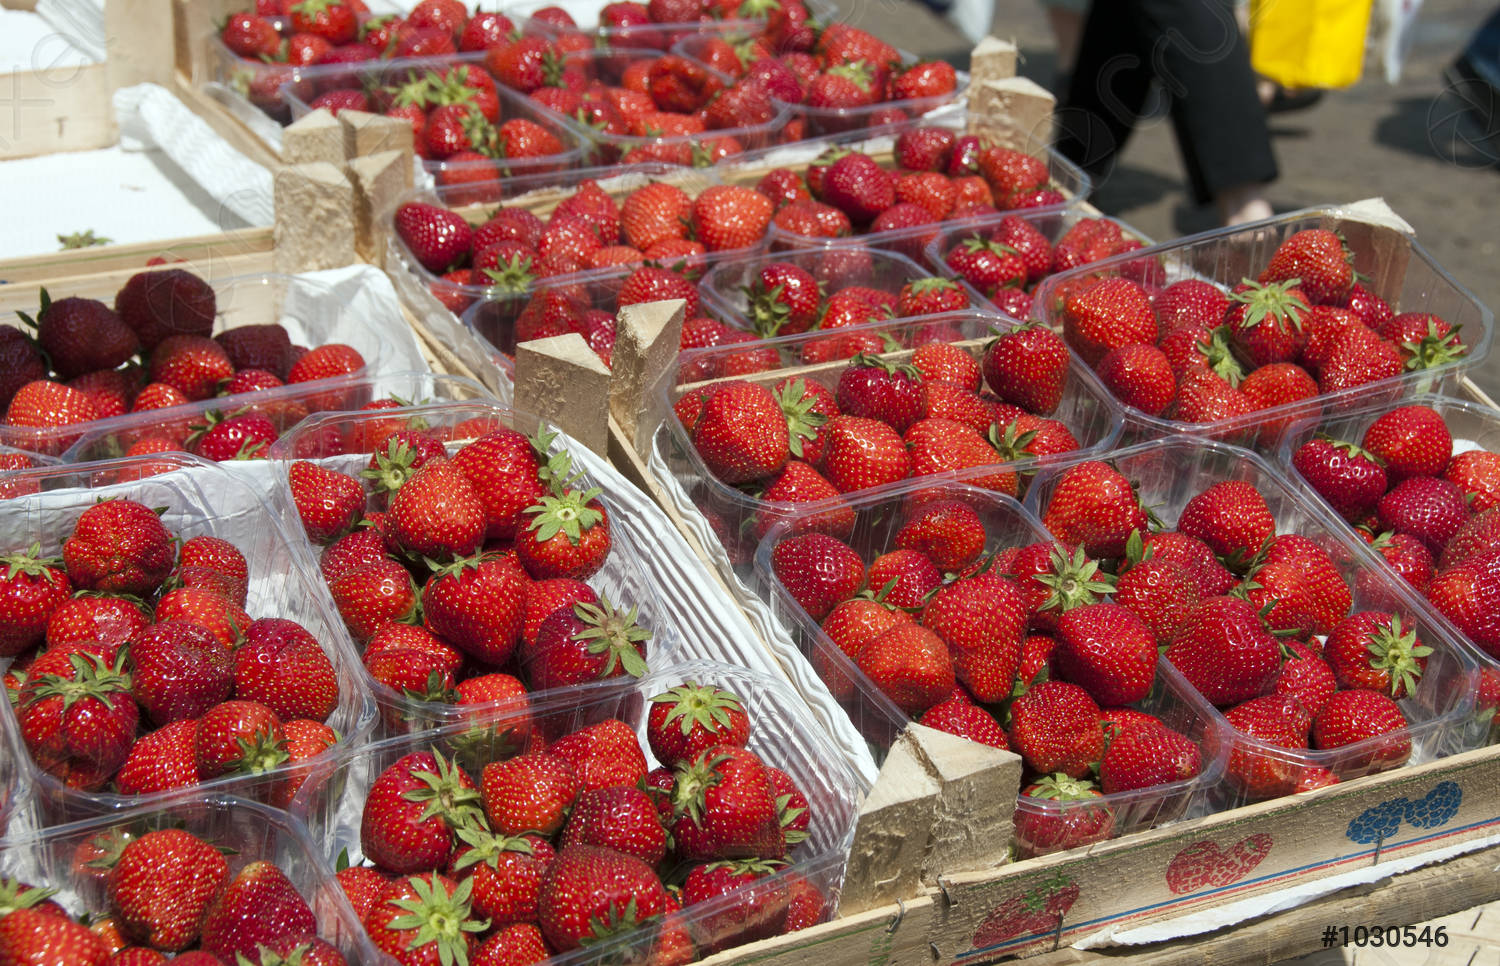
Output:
[1366, 530, 1436, 598]
[1244, 533, 1351, 638]
[482, 752, 581, 837]
[559, 785, 668, 866]
[222, 12, 281, 57]
[770, 532, 864, 620]
[1273, 640, 1338, 717]
[128, 620, 234, 725]
[286, 343, 363, 384]
[1040, 461, 1146, 558]
[1176, 480, 1275, 562]
[18, 650, 138, 789]
[1165, 595, 1281, 706]
[1095, 343, 1175, 417]
[174, 534, 249, 606]
[920, 573, 1027, 702]
[1099, 721, 1201, 794]
[114, 269, 216, 350]
[692, 381, 790, 485]
[1259, 228, 1354, 305]
[834, 354, 924, 432]
[1445, 450, 1500, 512]
[362, 750, 484, 874]
[536, 845, 670, 953]
[1361, 404, 1452, 481]
[4, 380, 100, 438]
[1061, 277, 1157, 366]
[150, 335, 234, 401]
[1014, 774, 1115, 856]
[1154, 278, 1230, 333]
[63, 499, 173, 595]
[942, 237, 1027, 296]
[419, 551, 528, 666]
[45, 594, 149, 653]
[515, 486, 612, 581]
[1140, 530, 1244, 599]
[523, 596, 650, 690]
[981, 323, 1070, 415]
[236, 617, 339, 722]
[385, 456, 485, 561]
[328, 558, 419, 642]
[1439, 508, 1500, 570]
[1291, 436, 1387, 521]
[895, 499, 986, 572]
[692, 185, 774, 252]
[853, 621, 955, 714]
[198, 861, 316, 963]
[1221, 692, 1313, 799]
[365, 873, 485, 966]
[1310, 688, 1411, 770]
[866, 549, 942, 609]
[1053, 602, 1157, 706]
[289, 0, 357, 43]
[647, 681, 749, 768]
[1007, 680, 1105, 778]
[1377, 476, 1471, 555]
[1224, 279, 1309, 368]
[24, 291, 140, 380]
[0, 544, 71, 657]
[1112, 536, 1200, 648]
[1324, 611, 1431, 699]
[395, 202, 473, 273]
[195, 699, 285, 779]
[671, 743, 785, 861]
[449, 829, 554, 931]
[188, 409, 280, 462]
[897, 277, 969, 316]
[1318, 324, 1405, 394]
[917, 689, 1009, 749]
[287, 460, 364, 543]
[619, 264, 699, 318]
[0, 906, 111, 965]
[0, 328, 49, 411]
[894, 125, 955, 171]
[821, 415, 911, 494]
[449, 428, 549, 540]
[153, 586, 249, 650]
[110, 829, 228, 951]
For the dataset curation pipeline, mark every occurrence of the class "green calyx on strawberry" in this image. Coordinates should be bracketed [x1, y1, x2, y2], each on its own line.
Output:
[403, 669, 459, 704]
[385, 874, 489, 963]
[1024, 772, 1102, 802]
[449, 825, 538, 872]
[1228, 277, 1309, 331]
[580, 894, 657, 947]
[1320, 432, 1385, 466]
[0, 877, 58, 917]
[362, 438, 430, 495]
[24, 651, 132, 712]
[524, 486, 605, 545]
[235, 943, 319, 966]
[186, 409, 267, 459]
[1033, 545, 1116, 617]
[962, 237, 1019, 258]
[987, 419, 1040, 461]
[824, 60, 874, 93]
[0, 542, 64, 582]
[774, 793, 808, 846]
[528, 424, 575, 491]
[1363, 614, 1433, 699]
[774, 380, 828, 460]
[1195, 326, 1246, 386]
[402, 748, 487, 832]
[392, 74, 435, 110]
[670, 751, 734, 826]
[232, 724, 292, 775]
[650, 683, 745, 739]
[480, 255, 536, 295]
[737, 0, 783, 17]
[1402, 322, 1468, 371]
[564, 598, 651, 678]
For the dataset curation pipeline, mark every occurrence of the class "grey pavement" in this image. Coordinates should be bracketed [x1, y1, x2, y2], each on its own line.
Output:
[829, 0, 1500, 398]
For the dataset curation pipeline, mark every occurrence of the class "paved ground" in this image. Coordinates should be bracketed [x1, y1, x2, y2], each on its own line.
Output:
[831, 0, 1500, 398]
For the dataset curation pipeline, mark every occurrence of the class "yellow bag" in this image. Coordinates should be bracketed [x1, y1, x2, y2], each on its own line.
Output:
[1250, 0, 1375, 90]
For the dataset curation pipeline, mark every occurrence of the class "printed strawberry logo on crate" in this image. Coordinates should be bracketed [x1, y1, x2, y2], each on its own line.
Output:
[388, 165, 773, 325]
[1023, 436, 1485, 814]
[1027, 206, 1493, 449]
[267, 400, 676, 735]
[291, 661, 861, 966]
[0, 454, 374, 826]
[747, 474, 1224, 859]
[1278, 394, 1500, 745]
[655, 310, 1122, 571]
[0, 794, 374, 963]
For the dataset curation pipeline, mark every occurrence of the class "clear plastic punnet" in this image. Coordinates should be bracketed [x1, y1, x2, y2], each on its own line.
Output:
[0, 794, 379, 964]
[1020, 437, 1486, 812]
[290, 659, 863, 966]
[1028, 205, 1495, 450]
[0, 454, 378, 826]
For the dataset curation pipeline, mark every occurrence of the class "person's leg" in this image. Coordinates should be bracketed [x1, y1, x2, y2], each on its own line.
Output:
[1053, 0, 1155, 183]
[1459, 6, 1500, 89]
[1130, 0, 1278, 218]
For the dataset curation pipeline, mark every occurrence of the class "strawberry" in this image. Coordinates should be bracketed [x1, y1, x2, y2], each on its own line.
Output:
[286, 343, 363, 384]
[1376, 476, 1471, 555]
[982, 324, 1070, 415]
[620, 183, 694, 251]
[1099, 721, 1200, 793]
[199, 861, 316, 963]
[1291, 436, 1387, 521]
[692, 185, 774, 252]
[866, 549, 943, 609]
[481, 752, 581, 837]
[943, 237, 1027, 296]
[395, 202, 473, 273]
[150, 335, 234, 402]
[18, 651, 138, 790]
[289, 0, 357, 43]
[188, 410, 280, 462]
[1154, 279, 1230, 333]
[819, 153, 895, 226]
[417, 552, 526, 667]
[195, 699, 285, 779]
[854, 622, 956, 715]
[1258, 228, 1354, 305]
[523, 596, 650, 690]
[449, 828, 554, 931]
[1224, 279, 1309, 368]
[329, 559, 419, 642]
[3, 380, 99, 439]
[647, 682, 749, 768]
[1244, 533, 1351, 638]
[1165, 596, 1281, 706]
[45, 595, 149, 653]
[895, 499, 986, 572]
[1438, 508, 1500, 570]
[921, 571, 1028, 702]
[1324, 611, 1431, 699]
[560, 785, 669, 866]
[1366, 530, 1436, 597]
[23, 292, 139, 380]
[1318, 324, 1404, 394]
[362, 750, 484, 874]
[62, 499, 173, 596]
[365, 873, 485, 966]
[897, 277, 969, 316]
[175, 535, 249, 606]
[1445, 450, 1500, 512]
[770, 532, 864, 620]
[222, 13, 281, 58]
[1095, 343, 1175, 416]
[672, 744, 785, 861]
[1112, 534, 1200, 648]
[0, 907, 112, 964]
[537, 845, 669, 953]
[918, 689, 1010, 749]
[1007, 680, 1105, 778]
[110, 829, 228, 952]
[1361, 404, 1452, 481]
[287, 461, 365, 544]
[236, 617, 339, 722]
[1053, 602, 1157, 707]
[128, 620, 234, 725]
[895, 125, 955, 171]
[1061, 277, 1157, 366]
[692, 381, 790, 484]
[834, 354, 923, 432]
[515, 486, 612, 581]
[386, 456, 486, 561]
[114, 269, 216, 350]
[153, 586, 249, 650]
[820, 415, 911, 494]
[1425, 547, 1500, 658]
[0, 544, 71, 657]
[1222, 691, 1314, 799]
[242, 936, 348, 966]
[127, 382, 189, 415]
[1176, 480, 1275, 563]
[1310, 688, 1410, 769]
[471, 922, 548, 966]
[1039, 461, 1147, 558]
[1014, 774, 1115, 856]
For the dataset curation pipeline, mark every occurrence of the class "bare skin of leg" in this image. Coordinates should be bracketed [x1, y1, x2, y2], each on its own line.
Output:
[1216, 182, 1274, 226]
[1046, 7, 1086, 75]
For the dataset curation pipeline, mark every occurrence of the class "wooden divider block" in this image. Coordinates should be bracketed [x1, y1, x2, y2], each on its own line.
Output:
[610, 299, 686, 457]
[339, 110, 414, 164]
[348, 150, 412, 264]
[840, 734, 941, 916]
[516, 334, 612, 455]
[969, 36, 1018, 85]
[273, 162, 357, 273]
[969, 77, 1056, 155]
[907, 724, 1021, 878]
[106, 0, 178, 90]
[281, 110, 345, 167]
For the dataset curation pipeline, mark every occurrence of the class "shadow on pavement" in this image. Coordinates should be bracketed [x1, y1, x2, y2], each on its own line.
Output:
[1375, 93, 1500, 170]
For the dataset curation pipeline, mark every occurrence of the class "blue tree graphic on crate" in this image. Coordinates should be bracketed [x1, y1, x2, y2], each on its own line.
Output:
[1345, 781, 1462, 844]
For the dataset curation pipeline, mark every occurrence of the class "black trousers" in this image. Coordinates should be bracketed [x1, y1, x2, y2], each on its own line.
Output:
[1054, 0, 1279, 205]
